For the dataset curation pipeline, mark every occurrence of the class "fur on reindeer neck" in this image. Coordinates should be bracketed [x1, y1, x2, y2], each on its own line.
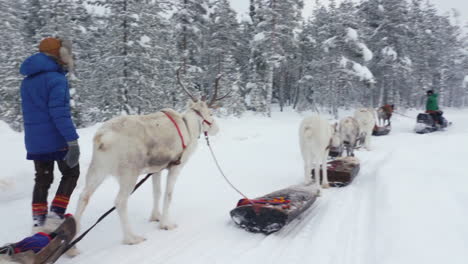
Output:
[183, 110, 203, 142]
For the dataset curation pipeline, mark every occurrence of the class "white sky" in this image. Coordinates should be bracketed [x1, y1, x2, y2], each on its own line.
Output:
[229, 0, 468, 24]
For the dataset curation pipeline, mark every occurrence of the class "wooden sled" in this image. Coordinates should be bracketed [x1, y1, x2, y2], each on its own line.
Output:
[313, 157, 360, 187]
[11, 216, 76, 264]
[230, 185, 319, 234]
[372, 125, 391, 136]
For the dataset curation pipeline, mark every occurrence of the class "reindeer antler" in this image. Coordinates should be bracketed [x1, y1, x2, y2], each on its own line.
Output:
[176, 66, 198, 102]
[208, 73, 231, 108]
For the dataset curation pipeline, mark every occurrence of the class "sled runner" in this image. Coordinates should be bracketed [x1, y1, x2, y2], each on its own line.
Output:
[312, 157, 360, 187]
[414, 112, 450, 134]
[230, 185, 319, 234]
[11, 216, 76, 264]
[372, 124, 391, 136]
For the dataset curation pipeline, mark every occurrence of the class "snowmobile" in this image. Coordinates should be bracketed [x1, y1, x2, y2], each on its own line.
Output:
[414, 112, 450, 134]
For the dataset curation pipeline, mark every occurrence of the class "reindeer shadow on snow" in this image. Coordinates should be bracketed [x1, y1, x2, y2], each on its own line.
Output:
[74, 67, 230, 246]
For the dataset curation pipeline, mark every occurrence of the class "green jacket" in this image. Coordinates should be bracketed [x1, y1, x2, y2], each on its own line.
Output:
[426, 93, 439, 111]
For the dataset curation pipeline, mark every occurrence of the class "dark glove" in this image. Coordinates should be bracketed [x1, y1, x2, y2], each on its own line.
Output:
[64, 140, 80, 168]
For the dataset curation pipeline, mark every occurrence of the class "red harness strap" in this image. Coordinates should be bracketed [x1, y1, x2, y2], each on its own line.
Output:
[162, 111, 187, 149]
[192, 109, 212, 126]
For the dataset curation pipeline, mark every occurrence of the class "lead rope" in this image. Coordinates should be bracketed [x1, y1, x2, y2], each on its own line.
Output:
[394, 111, 414, 119]
[203, 132, 253, 204]
[61, 173, 153, 255]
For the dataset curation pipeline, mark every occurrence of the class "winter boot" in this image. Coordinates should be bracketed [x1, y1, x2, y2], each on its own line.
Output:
[43, 212, 65, 234]
[32, 214, 47, 233]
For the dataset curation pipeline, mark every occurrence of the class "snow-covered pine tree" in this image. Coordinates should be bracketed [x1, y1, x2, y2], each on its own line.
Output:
[205, 0, 245, 115]
[78, 7, 117, 123]
[358, 0, 412, 107]
[86, 0, 167, 117]
[128, 1, 174, 114]
[172, 0, 210, 108]
[248, 0, 304, 115]
[138, 1, 175, 113]
[234, 17, 255, 112]
[298, 0, 373, 116]
[0, 1, 27, 131]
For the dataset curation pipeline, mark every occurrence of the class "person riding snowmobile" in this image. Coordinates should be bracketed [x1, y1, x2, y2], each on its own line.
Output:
[425, 90, 442, 126]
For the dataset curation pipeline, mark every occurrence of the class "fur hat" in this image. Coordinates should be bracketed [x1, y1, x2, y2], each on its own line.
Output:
[38, 38, 76, 78]
[39, 37, 62, 58]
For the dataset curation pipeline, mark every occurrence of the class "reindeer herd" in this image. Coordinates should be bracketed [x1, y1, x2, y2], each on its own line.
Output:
[299, 107, 380, 192]
[72, 67, 394, 247]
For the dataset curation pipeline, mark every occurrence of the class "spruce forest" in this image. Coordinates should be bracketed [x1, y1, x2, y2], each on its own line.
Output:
[0, 0, 467, 131]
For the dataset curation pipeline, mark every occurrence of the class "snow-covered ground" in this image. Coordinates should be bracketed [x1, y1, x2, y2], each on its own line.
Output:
[1, 108, 467, 264]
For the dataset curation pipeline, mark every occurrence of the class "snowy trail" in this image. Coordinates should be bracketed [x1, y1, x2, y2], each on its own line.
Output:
[1, 109, 467, 264]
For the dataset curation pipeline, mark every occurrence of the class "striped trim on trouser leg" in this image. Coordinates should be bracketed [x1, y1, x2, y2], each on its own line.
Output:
[32, 203, 48, 226]
[50, 195, 70, 217]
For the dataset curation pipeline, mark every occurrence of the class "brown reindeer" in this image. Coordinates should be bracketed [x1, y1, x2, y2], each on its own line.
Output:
[377, 104, 394, 126]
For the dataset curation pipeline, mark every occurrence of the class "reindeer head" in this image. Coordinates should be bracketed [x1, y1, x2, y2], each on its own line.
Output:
[177, 67, 231, 136]
[187, 99, 219, 136]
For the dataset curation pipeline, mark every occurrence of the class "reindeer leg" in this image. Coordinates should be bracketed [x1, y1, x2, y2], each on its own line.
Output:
[365, 133, 372, 150]
[149, 172, 162, 222]
[350, 139, 356, 157]
[75, 162, 106, 231]
[160, 166, 182, 230]
[115, 173, 145, 245]
[303, 159, 313, 185]
[314, 162, 322, 194]
[321, 151, 330, 188]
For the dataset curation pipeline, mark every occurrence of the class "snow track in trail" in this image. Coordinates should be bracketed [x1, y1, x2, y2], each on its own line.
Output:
[223, 150, 391, 264]
[1, 109, 467, 264]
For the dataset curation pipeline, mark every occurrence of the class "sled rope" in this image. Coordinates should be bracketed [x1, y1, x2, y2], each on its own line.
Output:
[394, 111, 413, 119]
[62, 173, 153, 254]
[203, 132, 253, 204]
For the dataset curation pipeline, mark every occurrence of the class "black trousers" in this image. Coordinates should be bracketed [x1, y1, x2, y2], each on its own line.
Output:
[429, 112, 442, 125]
[32, 160, 80, 206]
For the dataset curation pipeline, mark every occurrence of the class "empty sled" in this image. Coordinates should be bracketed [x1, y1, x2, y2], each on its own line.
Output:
[372, 125, 391, 136]
[313, 157, 360, 187]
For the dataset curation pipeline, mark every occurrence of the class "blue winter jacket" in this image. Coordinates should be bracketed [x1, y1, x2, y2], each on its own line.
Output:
[20, 53, 79, 156]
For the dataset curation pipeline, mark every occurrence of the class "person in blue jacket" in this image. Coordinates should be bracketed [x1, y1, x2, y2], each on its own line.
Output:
[20, 37, 80, 230]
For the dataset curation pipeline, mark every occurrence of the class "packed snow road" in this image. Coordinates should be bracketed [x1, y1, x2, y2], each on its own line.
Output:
[0, 108, 467, 264]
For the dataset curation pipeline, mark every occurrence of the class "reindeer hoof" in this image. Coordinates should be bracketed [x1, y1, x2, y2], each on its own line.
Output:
[123, 234, 146, 245]
[160, 222, 178, 230]
[322, 183, 330, 189]
[149, 212, 162, 222]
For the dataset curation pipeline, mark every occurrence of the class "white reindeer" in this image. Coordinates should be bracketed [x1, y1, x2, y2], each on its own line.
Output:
[338, 116, 360, 157]
[353, 108, 376, 150]
[74, 69, 228, 245]
[299, 115, 341, 190]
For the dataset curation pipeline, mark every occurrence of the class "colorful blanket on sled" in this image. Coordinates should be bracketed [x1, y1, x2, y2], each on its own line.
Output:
[236, 197, 291, 207]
